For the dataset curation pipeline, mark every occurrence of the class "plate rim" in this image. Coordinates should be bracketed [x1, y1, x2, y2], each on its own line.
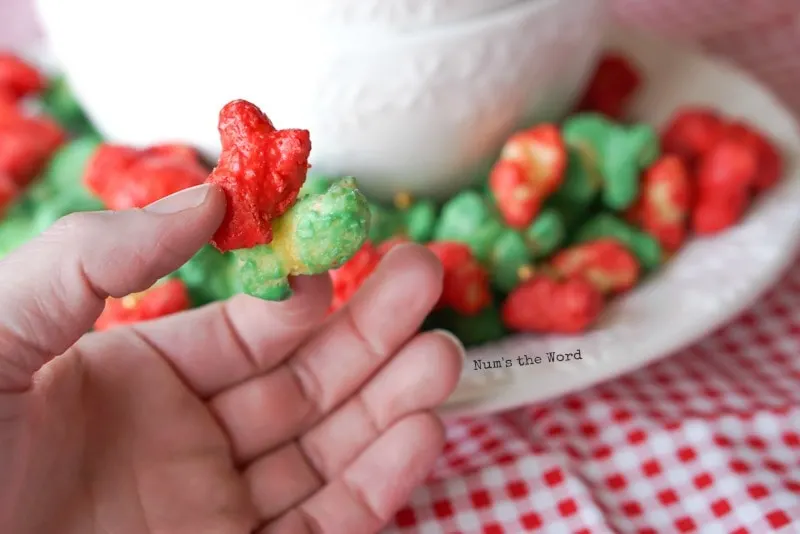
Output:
[441, 26, 800, 420]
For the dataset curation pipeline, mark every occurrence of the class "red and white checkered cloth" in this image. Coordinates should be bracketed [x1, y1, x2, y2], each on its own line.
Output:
[386, 3, 800, 533]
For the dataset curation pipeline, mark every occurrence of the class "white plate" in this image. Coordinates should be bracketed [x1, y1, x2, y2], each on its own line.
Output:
[440, 28, 800, 419]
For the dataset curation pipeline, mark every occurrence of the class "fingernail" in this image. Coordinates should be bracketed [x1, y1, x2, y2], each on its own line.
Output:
[432, 328, 467, 362]
[144, 184, 212, 214]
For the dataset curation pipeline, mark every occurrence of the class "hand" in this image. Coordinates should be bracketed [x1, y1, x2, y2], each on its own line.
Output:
[0, 184, 464, 534]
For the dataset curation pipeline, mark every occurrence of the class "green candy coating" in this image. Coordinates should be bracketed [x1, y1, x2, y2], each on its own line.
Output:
[524, 207, 566, 259]
[434, 190, 502, 262]
[425, 306, 506, 348]
[489, 229, 530, 292]
[367, 202, 404, 244]
[26, 136, 104, 232]
[627, 123, 661, 168]
[233, 177, 371, 301]
[563, 113, 612, 154]
[366, 197, 437, 245]
[40, 75, 96, 135]
[292, 178, 371, 270]
[0, 136, 103, 257]
[601, 123, 660, 210]
[574, 213, 663, 271]
[0, 214, 38, 258]
[562, 113, 660, 211]
[404, 199, 437, 243]
[177, 245, 239, 306]
[233, 246, 293, 300]
[298, 174, 333, 198]
[435, 190, 545, 290]
[550, 146, 602, 213]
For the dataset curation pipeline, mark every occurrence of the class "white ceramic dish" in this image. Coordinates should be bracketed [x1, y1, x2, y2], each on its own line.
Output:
[249, 0, 525, 31]
[440, 28, 800, 419]
[34, 0, 607, 202]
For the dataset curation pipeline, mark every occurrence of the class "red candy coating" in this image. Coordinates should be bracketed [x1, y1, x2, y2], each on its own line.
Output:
[722, 122, 782, 193]
[207, 100, 311, 251]
[640, 155, 692, 252]
[489, 160, 542, 229]
[0, 53, 46, 103]
[83, 143, 208, 210]
[94, 279, 190, 331]
[550, 239, 640, 295]
[0, 112, 66, 187]
[0, 89, 18, 117]
[623, 198, 644, 225]
[661, 108, 724, 164]
[502, 276, 603, 334]
[489, 124, 566, 228]
[692, 189, 749, 235]
[577, 53, 642, 119]
[0, 173, 18, 217]
[697, 138, 758, 193]
[689, 138, 758, 235]
[328, 241, 382, 313]
[328, 238, 414, 314]
[426, 241, 492, 316]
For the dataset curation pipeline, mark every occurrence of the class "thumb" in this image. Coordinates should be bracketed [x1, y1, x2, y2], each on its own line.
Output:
[0, 183, 226, 392]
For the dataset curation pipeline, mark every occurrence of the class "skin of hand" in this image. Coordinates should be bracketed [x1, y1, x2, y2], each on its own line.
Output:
[0, 183, 465, 534]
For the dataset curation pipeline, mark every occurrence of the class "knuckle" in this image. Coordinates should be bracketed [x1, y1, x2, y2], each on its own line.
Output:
[48, 211, 98, 241]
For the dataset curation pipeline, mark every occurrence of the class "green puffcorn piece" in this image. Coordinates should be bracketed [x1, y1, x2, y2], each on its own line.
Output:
[426, 306, 507, 348]
[574, 213, 663, 271]
[563, 113, 660, 211]
[549, 146, 602, 219]
[626, 123, 661, 168]
[489, 229, 530, 292]
[434, 190, 504, 262]
[40, 75, 96, 135]
[368, 202, 404, 244]
[367, 198, 437, 244]
[177, 245, 239, 306]
[601, 123, 660, 209]
[298, 174, 332, 198]
[435, 190, 538, 290]
[404, 199, 437, 243]
[0, 136, 104, 257]
[524, 207, 566, 260]
[25, 136, 105, 232]
[0, 214, 38, 258]
[562, 113, 611, 153]
[233, 177, 370, 301]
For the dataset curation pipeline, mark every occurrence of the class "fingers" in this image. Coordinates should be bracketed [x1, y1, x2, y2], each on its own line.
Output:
[0, 184, 225, 392]
[243, 330, 463, 521]
[130, 274, 332, 397]
[298, 330, 463, 479]
[245, 442, 323, 523]
[260, 413, 445, 534]
[209, 244, 443, 463]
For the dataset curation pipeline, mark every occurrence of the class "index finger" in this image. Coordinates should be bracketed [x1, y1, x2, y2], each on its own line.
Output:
[124, 273, 333, 397]
[0, 184, 224, 392]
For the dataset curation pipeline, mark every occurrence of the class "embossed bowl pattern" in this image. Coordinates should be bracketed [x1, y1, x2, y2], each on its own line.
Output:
[264, 0, 525, 31]
[35, 0, 608, 201]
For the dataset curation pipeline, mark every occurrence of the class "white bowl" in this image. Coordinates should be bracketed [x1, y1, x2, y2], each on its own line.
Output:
[35, 0, 608, 201]
[251, 0, 524, 31]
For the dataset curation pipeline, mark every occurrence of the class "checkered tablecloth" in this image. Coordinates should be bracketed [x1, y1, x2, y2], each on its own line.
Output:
[389, 256, 800, 533]
[385, 2, 800, 533]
